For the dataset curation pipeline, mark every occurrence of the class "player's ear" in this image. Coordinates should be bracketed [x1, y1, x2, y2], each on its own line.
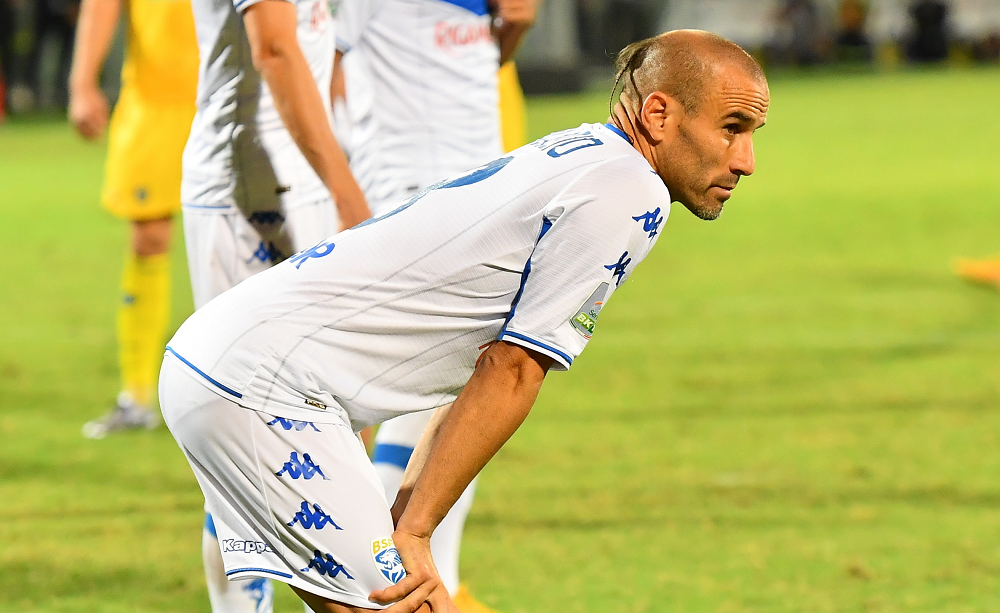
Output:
[640, 91, 681, 144]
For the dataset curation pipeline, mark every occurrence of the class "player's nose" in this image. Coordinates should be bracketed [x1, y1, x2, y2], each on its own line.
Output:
[731, 136, 756, 177]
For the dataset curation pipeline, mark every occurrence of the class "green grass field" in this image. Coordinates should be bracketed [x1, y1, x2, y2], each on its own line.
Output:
[3, 67, 1000, 612]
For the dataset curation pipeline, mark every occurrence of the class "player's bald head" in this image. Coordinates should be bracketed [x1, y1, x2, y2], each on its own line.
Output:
[614, 30, 766, 115]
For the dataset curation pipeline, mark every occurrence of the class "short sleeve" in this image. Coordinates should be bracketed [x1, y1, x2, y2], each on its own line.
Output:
[334, 0, 385, 51]
[498, 156, 670, 370]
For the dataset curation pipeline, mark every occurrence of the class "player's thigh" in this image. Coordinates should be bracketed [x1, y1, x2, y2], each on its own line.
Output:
[285, 198, 341, 251]
[102, 88, 192, 221]
[160, 357, 401, 608]
[181, 209, 273, 309]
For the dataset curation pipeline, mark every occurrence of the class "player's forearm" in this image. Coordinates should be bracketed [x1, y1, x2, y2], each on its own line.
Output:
[69, 0, 122, 91]
[257, 49, 365, 211]
[393, 342, 550, 538]
[496, 22, 531, 66]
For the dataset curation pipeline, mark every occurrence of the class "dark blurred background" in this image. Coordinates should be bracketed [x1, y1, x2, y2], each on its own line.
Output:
[1, 0, 999, 112]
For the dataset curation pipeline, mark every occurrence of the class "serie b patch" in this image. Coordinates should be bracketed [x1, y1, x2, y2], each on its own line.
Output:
[571, 282, 609, 339]
[371, 537, 405, 585]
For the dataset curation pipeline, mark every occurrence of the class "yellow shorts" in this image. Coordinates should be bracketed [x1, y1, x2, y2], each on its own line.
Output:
[498, 62, 527, 153]
[101, 87, 195, 221]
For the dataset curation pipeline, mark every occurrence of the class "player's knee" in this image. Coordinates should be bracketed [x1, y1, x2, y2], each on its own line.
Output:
[132, 217, 172, 256]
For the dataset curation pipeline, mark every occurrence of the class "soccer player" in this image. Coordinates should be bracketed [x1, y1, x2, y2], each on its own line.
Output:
[159, 30, 769, 613]
[333, 2, 535, 608]
[68, 0, 198, 438]
[181, 0, 370, 609]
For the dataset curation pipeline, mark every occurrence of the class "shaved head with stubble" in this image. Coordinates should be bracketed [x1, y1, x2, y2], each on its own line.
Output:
[609, 30, 770, 220]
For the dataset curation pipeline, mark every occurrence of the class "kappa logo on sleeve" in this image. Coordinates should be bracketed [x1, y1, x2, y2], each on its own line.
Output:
[372, 537, 405, 584]
[632, 207, 664, 239]
[571, 282, 609, 339]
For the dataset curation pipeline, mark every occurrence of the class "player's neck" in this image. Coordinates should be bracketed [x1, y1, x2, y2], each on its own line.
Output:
[609, 103, 658, 172]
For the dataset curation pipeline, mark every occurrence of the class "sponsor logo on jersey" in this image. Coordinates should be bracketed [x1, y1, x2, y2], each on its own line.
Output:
[604, 251, 631, 287]
[632, 207, 664, 239]
[571, 282, 609, 339]
[275, 452, 329, 480]
[222, 539, 274, 554]
[372, 537, 405, 584]
[267, 416, 321, 432]
[434, 21, 491, 50]
[289, 240, 335, 269]
[302, 550, 355, 579]
[309, 0, 329, 31]
[287, 501, 343, 530]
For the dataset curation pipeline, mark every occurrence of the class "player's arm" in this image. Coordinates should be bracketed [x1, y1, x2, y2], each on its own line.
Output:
[68, 0, 122, 139]
[243, 1, 371, 229]
[370, 341, 553, 612]
[490, 0, 538, 65]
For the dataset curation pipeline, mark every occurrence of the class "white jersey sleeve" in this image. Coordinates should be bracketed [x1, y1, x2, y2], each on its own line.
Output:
[336, 0, 387, 50]
[498, 156, 670, 370]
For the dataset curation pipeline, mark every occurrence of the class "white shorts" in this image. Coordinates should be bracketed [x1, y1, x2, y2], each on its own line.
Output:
[159, 355, 401, 608]
[182, 199, 340, 309]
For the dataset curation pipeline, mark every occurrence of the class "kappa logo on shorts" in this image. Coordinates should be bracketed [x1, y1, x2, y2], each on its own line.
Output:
[372, 537, 405, 585]
[248, 241, 282, 264]
[267, 417, 321, 432]
[632, 207, 664, 239]
[222, 539, 274, 554]
[287, 501, 342, 530]
[302, 550, 355, 580]
[288, 241, 335, 269]
[275, 452, 329, 480]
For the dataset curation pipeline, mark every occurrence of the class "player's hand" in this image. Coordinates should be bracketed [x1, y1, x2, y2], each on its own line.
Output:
[491, 0, 537, 26]
[69, 83, 110, 140]
[369, 531, 457, 613]
[335, 189, 372, 232]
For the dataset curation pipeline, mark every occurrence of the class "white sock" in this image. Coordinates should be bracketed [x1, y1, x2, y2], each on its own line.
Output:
[203, 514, 275, 613]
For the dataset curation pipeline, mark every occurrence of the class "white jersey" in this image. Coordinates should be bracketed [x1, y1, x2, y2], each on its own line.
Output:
[166, 124, 670, 430]
[182, 0, 336, 220]
[336, 0, 502, 213]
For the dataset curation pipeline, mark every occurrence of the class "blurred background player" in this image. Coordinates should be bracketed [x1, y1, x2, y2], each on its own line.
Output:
[68, 0, 197, 438]
[333, 0, 535, 610]
[181, 0, 370, 609]
[955, 254, 1000, 289]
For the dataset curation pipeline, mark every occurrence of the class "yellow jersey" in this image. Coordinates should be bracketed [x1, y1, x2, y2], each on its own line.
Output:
[119, 0, 199, 105]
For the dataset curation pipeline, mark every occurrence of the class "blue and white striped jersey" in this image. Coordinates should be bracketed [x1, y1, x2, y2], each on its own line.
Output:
[166, 123, 670, 430]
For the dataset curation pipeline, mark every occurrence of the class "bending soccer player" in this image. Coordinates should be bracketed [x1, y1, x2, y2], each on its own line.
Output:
[181, 0, 370, 609]
[69, 0, 197, 438]
[160, 30, 768, 613]
[333, 1, 536, 608]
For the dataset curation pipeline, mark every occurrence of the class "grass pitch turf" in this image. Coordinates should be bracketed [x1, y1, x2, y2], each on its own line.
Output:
[2, 67, 1000, 612]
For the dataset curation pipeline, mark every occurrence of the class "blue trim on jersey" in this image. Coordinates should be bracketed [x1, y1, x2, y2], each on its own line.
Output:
[182, 203, 233, 210]
[373, 444, 415, 470]
[498, 217, 553, 338]
[604, 123, 632, 144]
[204, 513, 218, 538]
[226, 567, 293, 579]
[165, 346, 244, 399]
[437, 0, 489, 16]
[499, 331, 573, 367]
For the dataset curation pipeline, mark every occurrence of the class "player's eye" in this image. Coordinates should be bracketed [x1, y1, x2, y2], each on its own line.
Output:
[724, 123, 741, 135]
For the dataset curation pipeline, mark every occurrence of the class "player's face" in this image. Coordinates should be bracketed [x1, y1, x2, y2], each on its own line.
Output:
[660, 67, 769, 220]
